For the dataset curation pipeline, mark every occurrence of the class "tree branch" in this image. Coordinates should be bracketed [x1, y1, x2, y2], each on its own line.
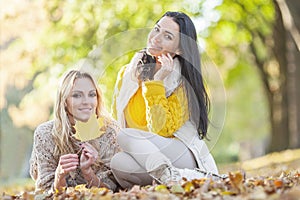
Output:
[276, 0, 300, 51]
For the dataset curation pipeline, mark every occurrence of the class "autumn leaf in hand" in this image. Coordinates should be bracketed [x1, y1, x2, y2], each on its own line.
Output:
[74, 114, 105, 141]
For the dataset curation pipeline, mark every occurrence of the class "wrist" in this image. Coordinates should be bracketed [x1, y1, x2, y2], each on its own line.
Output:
[54, 171, 66, 190]
[55, 166, 66, 180]
[81, 167, 92, 176]
[87, 176, 101, 188]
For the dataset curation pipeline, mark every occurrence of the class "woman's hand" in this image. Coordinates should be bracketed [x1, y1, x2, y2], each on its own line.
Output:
[154, 53, 174, 81]
[79, 142, 98, 174]
[78, 142, 102, 188]
[56, 154, 79, 178]
[54, 154, 79, 190]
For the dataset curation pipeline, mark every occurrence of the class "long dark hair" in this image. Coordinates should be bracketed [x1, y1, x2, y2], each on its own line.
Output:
[138, 11, 210, 138]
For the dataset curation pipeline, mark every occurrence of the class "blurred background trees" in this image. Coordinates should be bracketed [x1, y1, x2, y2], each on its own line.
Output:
[1, 0, 299, 182]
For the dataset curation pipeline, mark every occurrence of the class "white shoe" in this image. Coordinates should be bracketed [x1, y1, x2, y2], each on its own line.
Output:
[150, 165, 221, 184]
[177, 168, 206, 181]
[149, 164, 181, 184]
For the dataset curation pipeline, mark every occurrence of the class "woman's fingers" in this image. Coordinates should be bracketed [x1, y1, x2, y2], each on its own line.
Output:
[158, 53, 173, 71]
[60, 154, 79, 161]
[79, 142, 98, 170]
[57, 154, 79, 175]
[83, 151, 97, 160]
[60, 163, 78, 174]
[154, 53, 174, 81]
[59, 154, 79, 165]
[80, 143, 98, 159]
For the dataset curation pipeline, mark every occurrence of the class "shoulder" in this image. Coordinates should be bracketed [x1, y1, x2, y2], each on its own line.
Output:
[35, 120, 54, 133]
[35, 120, 54, 130]
[33, 120, 54, 141]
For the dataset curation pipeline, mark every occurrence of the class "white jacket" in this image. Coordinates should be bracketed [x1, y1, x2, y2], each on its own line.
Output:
[113, 52, 219, 174]
[174, 121, 218, 174]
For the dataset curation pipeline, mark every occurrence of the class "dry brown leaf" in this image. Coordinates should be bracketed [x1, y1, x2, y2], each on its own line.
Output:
[229, 171, 245, 193]
[2, 168, 300, 200]
[274, 179, 283, 188]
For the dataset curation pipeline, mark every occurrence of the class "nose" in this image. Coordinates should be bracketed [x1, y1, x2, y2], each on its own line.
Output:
[81, 95, 91, 104]
[152, 33, 162, 43]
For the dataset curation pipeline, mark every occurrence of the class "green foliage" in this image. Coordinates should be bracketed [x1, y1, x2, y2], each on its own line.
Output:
[206, 0, 275, 162]
[29, 0, 197, 109]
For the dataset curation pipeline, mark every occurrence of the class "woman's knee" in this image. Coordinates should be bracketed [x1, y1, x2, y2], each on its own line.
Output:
[110, 152, 151, 188]
[110, 152, 126, 172]
[117, 128, 159, 152]
[116, 129, 136, 150]
[116, 129, 143, 151]
[111, 152, 143, 173]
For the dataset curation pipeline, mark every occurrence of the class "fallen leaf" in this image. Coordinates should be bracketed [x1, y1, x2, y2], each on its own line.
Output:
[170, 184, 184, 194]
[229, 171, 245, 193]
[154, 185, 169, 193]
[183, 181, 194, 193]
[274, 179, 283, 188]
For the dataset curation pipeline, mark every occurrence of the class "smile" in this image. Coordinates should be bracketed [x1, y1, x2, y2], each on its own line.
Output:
[78, 108, 92, 111]
[148, 46, 162, 51]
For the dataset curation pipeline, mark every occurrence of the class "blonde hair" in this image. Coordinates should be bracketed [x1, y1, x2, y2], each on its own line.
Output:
[52, 70, 108, 156]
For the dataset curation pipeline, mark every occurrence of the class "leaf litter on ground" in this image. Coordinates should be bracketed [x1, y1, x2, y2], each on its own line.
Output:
[1, 149, 300, 200]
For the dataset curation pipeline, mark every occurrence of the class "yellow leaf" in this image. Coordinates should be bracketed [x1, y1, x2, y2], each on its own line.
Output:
[74, 115, 105, 141]
[183, 181, 194, 193]
[74, 184, 87, 191]
[170, 184, 185, 194]
[154, 185, 169, 193]
[221, 191, 237, 195]
[89, 187, 110, 195]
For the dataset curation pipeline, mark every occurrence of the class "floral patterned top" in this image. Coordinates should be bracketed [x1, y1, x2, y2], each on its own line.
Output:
[29, 120, 121, 193]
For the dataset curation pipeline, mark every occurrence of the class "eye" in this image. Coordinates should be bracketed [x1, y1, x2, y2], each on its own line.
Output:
[165, 34, 172, 40]
[89, 92, 97, 97]
[154, 26, 159, 32]
[72, 93, 81, 98]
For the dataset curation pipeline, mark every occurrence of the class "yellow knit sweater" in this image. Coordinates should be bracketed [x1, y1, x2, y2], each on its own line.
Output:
[113, 70, 189, 137]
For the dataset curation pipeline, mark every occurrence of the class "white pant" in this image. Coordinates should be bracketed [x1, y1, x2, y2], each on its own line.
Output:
[110, 128, 197, 188]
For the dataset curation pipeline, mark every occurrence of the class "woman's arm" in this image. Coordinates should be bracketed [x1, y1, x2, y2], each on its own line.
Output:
[30, 121, 80, 192]
[79, 142, 108, 188]
[30, 122, 60, 192]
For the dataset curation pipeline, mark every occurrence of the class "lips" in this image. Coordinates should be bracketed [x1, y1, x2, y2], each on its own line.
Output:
[148, 40, 162, 50]
[148, 43, 162, 50]
[148, 46, 162, 50]
[147, 46, 162, 56]
[78, 108, 93, 112]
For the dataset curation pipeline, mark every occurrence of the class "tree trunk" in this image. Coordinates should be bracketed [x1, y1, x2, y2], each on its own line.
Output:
[296, 51, 300, 147]
[268, 0, 300, 152]
[268, 1, 289, 152]
[285, 0, 300, 148]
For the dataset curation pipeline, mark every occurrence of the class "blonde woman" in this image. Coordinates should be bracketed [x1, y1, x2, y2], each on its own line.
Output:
[29, 70, 120, 193]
